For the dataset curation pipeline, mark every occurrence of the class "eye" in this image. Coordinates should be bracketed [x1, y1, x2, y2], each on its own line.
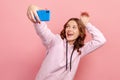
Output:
[73, 26, 77, 29]
[66, 25, 70, 28]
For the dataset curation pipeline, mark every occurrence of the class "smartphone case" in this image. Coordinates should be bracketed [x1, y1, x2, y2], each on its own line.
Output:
[37, 10, 50, 21]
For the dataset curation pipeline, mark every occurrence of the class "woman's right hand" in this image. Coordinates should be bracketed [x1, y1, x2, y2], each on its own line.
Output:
[27, 5, 41, 23]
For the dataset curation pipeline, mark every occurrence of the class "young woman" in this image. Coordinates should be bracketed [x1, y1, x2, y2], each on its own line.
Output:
[27, 5, 106, 80]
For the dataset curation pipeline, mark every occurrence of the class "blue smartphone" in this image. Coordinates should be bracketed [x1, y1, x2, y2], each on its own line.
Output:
[37, 10, 50, 21]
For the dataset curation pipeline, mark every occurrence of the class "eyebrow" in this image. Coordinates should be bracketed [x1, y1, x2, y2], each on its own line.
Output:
[67, 24, 77, 26]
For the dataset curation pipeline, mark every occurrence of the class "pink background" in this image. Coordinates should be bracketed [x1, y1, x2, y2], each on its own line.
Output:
[0, 0, 120, 80]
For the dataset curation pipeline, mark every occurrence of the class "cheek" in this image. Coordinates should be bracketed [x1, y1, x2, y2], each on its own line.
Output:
[65, 30, 67, 35]
[75, 30, 80, 37]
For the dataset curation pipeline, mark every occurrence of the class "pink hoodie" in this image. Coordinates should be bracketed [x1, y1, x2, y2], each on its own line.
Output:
[34, 22, 106, 80]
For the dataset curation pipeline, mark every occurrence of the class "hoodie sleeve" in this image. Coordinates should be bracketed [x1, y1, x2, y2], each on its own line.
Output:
[81, 23, 106, 58]
[34, 22, 55, 48]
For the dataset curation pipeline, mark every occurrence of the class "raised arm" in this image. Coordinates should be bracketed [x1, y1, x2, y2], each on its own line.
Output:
[27, 5, 55, 48]
[80, 12, 106, 57]
[34, 22, 55, 48]
[81, 23, 106, 57]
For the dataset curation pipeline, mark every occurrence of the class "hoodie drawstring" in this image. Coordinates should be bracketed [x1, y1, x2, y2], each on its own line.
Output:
[66, 41, 68, 70]
[70, 49, 74, 71]
[66, 41, 74, 71]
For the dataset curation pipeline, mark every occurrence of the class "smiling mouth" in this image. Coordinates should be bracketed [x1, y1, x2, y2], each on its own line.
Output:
[67, 33, 74, 37]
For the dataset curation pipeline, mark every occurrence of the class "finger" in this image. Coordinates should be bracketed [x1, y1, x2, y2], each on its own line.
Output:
[34, 11, 40, 23]
[30, 11, 37, 23]
[27, 10, 34, 22]
[27, 10, 32, 21]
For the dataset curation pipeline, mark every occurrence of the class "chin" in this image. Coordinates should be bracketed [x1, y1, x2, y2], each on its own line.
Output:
[67, 38, 75, 42]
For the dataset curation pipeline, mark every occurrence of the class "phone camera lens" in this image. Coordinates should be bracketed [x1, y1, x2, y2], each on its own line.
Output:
[46, 11, 49, 13]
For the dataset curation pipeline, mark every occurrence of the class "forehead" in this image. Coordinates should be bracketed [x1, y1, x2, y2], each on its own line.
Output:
[67, 20, 77, 25]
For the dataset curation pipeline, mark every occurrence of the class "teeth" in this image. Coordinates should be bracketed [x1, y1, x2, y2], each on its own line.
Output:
[68, 34, 73, 36]
[68, 33, 72, 35]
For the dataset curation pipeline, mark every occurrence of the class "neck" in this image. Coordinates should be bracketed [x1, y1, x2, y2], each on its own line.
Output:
[68, 40, 75, 45]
